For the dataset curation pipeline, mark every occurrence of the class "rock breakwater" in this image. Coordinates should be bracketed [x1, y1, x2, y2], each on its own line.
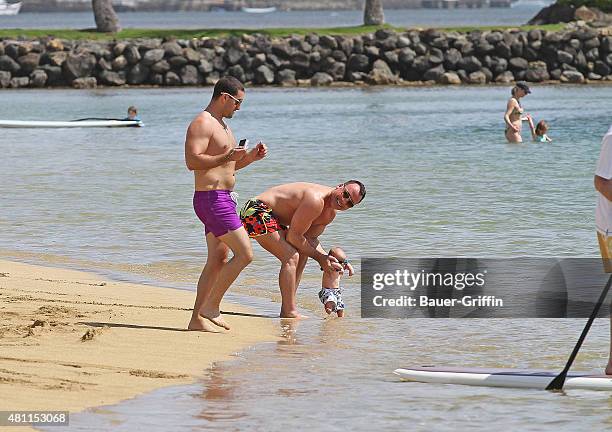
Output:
[1, 26, 612, 89]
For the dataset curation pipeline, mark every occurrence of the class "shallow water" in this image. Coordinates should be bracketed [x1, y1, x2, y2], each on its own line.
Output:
[45, 316, 612, 431]
[3, 84, 612, 430]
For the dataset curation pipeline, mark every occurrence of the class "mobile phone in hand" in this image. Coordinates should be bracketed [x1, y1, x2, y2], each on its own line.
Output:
[238, 139, 248, 148]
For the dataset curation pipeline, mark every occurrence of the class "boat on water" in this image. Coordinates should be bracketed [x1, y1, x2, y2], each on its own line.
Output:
[241, 6, 277, 13]
[0, 1, 21, 16]
[0, 119, 144, 128]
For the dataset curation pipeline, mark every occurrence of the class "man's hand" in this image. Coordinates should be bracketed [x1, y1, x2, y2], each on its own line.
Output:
[234, 142, 266, 170]
[252, 142, 268, 161]
[227, 147, 247, 161]
[320, 254, 342, 272]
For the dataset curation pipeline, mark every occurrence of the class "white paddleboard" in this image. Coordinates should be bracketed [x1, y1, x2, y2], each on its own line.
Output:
[0, 120, 143, 128]
[394, 366, 612, 391]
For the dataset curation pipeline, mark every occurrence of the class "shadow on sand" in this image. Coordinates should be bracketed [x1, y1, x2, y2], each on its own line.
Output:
[78, 310, 276, 332]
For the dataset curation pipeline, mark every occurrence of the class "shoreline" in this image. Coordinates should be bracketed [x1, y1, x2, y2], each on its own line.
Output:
[0, 259, 279, 425]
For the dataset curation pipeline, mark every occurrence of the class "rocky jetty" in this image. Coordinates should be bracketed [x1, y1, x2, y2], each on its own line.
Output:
[1, 25, 612, 89]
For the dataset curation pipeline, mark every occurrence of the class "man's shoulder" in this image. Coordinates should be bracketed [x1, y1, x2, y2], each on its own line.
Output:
[188, 112, 217, 136]
[190, 111, 212, 126]
[301, 182, 331, 194]
[301, 187, 326, 205]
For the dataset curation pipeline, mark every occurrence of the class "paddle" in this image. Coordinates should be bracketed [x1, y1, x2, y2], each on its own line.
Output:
[546, 274, 612, 391]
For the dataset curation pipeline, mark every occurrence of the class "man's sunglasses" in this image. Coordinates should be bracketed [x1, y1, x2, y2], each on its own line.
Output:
[222, 92, 243, 106]
[342, 184, 356, 208]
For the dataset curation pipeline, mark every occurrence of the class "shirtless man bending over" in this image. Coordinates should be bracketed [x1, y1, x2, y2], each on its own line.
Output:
[239, 181, 365, 318]
[185, 77, 267, 331]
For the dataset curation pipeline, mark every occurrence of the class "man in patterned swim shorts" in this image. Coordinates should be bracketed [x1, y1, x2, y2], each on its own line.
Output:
[594, 124, 612, 374]
[185, 76, 267, 332]
[239, 181, 365, 318]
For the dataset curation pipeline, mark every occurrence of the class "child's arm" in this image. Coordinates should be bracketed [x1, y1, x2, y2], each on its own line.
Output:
[526, 115, 537, 140]
[343, 260, 355, 277]
[545, 134, 552, 142]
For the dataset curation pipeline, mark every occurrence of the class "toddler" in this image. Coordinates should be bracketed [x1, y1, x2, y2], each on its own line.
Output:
[318, 247, 349, 317]
[528, 117, 552, 142]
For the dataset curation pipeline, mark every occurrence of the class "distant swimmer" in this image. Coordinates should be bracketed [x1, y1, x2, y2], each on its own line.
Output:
[124, 105, 140, 122]
[504, 82, 531, 143]
[527, 117, 552, 143]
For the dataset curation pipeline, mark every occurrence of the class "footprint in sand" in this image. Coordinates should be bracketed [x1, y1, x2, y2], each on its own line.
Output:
[80, 326, 108, 342]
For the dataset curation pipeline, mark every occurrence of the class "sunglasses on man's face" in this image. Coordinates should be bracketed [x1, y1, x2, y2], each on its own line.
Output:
[222, 92, 243, 106]
[342, 185, 355, 208]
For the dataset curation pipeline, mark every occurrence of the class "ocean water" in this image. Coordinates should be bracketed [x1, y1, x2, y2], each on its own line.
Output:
[3, 84, 612, 431]
[0, 2, 552, 30]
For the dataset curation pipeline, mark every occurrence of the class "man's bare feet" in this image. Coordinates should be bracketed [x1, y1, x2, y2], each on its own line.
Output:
[188, 315, 222, 332]
[280, 309, 307, 319]
[199, 310, 230, 330]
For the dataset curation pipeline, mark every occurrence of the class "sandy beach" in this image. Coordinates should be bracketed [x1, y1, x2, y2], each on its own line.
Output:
[0, 259, 278, 426]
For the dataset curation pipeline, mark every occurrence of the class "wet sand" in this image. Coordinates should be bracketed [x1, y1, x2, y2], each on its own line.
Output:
[0, 259, 278, 427]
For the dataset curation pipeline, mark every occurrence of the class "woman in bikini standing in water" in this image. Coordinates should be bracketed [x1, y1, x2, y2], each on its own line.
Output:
[504, 82, 531, 143]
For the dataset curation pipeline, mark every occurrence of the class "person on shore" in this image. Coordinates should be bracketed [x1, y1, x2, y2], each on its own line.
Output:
[594, 124, 612, 374]
[319, 246, 350, 317]
[239, 181, 365, 318]
[185, 76, 268, 332]
[124, 106, 140, 121]
[504, 82, 531, 143]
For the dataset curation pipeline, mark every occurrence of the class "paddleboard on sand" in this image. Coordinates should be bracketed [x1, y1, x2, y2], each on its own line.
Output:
[394, 366, 612, 391]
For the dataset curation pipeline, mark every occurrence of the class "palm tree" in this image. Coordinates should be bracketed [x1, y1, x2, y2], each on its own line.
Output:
[92, 0, 121, 33]
[364, 0, 385, 25]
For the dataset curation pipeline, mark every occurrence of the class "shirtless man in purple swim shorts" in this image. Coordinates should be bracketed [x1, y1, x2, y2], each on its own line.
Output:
[185, 77, 267, 331]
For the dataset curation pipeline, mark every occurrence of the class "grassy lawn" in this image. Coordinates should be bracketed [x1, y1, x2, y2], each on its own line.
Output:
[0, 23, 566, 40]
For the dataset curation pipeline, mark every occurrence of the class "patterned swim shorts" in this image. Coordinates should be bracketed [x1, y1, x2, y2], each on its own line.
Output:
[318, 287, 345, 312]
[239, 198, 287, 238]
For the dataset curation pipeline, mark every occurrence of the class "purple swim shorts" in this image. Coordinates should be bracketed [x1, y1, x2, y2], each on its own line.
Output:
[193, 190, 243, 237]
